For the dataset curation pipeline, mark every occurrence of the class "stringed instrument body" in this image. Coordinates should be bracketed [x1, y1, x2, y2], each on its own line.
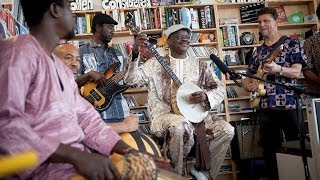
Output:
[249, 44, 284, 109]
[81, 62, 128, 112]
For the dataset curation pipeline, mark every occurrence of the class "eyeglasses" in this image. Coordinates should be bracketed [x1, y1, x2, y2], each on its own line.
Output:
[174, 34, 191, 40]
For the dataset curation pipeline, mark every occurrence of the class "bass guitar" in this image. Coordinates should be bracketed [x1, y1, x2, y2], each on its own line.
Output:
[126, 13, 208, 123]
[81, 62, 129, 112]
[249, 44, 284, 109]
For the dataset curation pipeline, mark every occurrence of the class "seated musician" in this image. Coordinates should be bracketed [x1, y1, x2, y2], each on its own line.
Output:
[0, 0, 166, 179]
[54, 43, 138, 134]
[124, 24, 235, 179]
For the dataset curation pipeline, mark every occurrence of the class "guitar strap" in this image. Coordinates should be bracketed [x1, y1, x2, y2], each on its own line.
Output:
[264, 35, 287, 59]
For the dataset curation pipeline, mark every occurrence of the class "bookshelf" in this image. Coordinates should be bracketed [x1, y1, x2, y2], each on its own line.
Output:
[71, 0, 320, 179]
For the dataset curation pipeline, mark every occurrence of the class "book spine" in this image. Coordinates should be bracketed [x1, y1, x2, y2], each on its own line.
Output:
[199, 8, 206, 29]
[85, 14, 91, 34]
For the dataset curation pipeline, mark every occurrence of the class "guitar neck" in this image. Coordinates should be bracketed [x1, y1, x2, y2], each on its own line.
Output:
[125, 19, 182, 87]
[112, 66, 127, 83]
[147, 44, 182, 87]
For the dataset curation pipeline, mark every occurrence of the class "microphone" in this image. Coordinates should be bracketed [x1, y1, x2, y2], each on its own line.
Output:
[210, 54, 242, 87]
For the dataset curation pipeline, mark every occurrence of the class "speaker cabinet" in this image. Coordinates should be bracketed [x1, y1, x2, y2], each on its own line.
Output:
[231, 118, 263, 160]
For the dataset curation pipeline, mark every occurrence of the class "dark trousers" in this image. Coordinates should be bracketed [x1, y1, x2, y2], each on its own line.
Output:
[257, 109, 299, 180]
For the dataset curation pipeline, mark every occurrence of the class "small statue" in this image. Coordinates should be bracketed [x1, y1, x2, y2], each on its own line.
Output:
[208, 33, 216, 42]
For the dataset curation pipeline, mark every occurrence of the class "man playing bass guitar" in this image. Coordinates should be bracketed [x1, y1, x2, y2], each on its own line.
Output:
[242, 7, 307, 180]
[78, 13, 146, 125]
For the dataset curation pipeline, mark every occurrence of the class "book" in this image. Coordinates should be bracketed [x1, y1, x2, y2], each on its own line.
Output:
[190, 8, 200, 29]
[274, 5, 287, 23]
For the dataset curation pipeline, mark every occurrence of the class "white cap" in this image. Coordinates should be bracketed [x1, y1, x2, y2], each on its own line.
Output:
[164, 24, 191, 38]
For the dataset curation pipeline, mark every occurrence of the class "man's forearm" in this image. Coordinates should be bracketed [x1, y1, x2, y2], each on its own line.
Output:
[303, 69, 320, 85]
[111, 140, 133, 155]
[76, 74, 91, 88]
[47, 143, 84, 164]
[107, 122, 130, 134]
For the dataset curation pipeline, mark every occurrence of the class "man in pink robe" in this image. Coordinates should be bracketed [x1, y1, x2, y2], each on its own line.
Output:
[0, 0, 158, 179]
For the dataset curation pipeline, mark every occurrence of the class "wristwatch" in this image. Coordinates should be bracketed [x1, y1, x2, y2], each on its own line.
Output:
[279, 66, 284, 76]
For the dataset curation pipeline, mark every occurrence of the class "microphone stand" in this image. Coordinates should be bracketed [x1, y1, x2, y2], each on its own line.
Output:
[237, 72, 320, 180]
[228, 69, 243, 87]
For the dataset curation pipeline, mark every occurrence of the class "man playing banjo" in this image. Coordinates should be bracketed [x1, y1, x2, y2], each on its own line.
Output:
[124, 24, 234, 179]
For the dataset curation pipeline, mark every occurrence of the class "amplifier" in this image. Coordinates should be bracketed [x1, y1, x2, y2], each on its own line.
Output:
[230, 118, 264, 160]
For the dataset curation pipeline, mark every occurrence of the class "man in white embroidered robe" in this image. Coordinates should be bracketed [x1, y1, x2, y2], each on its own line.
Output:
[124, 24, 234, 179]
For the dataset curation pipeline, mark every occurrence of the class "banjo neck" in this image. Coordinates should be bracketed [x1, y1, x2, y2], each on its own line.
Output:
[125, 12, 182, 86]
[147, 43, 183, 87]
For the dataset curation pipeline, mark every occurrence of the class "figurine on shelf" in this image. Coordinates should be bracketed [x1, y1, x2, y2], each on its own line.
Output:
[208, 33, 216, 42]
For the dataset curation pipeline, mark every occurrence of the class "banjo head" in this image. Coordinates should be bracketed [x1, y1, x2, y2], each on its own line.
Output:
[176, 82, 208, 123]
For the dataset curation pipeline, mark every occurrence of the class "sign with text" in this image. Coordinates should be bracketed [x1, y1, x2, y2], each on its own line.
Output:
[101, 0, 151, 9]
[70, 0, 94, 11]
[70, 0, 152, 11]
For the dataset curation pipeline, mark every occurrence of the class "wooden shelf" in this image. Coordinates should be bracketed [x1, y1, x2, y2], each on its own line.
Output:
[228, 65, 248, 69]
[225, 80, 242, 85]
[74, 29, 163, 39]
[125, 87, 148, 93]
[216, 1, 265, 9]
[229, 110, 253, 115]
[218, 113, 226, 116]
[228, 96, 250, 101]
[222, 44, 261, 50]
[190, 42, 218, 46]
[218, 171, 234, 175]
[129, 105, 147, 110]
[159, 3, 214, 8]
[195, 57, 210, 61]
[219, 23, 258, 29]
[191, 28, 217, 33]
[278, 22, 318, 29]
[73, 10, 105, 14]
[267, 0, 314, 6]
[73, 7, 158, 13]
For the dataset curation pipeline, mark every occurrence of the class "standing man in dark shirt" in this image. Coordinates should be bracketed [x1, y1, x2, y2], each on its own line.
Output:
[242, 7, 307, 180]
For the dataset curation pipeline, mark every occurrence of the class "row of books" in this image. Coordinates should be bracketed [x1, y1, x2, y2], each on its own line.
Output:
[227, 87, 238, 98]
[74, 5, 216, 35]
[187, 46, 217, 58]
[163, 6, 215, 30]
[75, 8, 161, 34]
[75, 13, 93, 34]
[134, 109, 152, 135]
[0, 4, 27, 39]
[228, 103, 241, 112]
[124, 95, 140, 107]
[190, 32, 202, 43]
[220, 25, 241, 47]
[112, 42, 133, 60]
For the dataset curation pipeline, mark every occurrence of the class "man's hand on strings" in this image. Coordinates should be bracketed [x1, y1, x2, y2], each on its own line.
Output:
[243, 79, 259, 92]
[263, 61, 281, 75]
[87, 71, 106, 85]
[188, 91, 208, 104]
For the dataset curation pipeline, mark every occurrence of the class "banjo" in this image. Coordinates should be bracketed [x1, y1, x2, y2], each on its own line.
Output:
[126, 14, 208, 123]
